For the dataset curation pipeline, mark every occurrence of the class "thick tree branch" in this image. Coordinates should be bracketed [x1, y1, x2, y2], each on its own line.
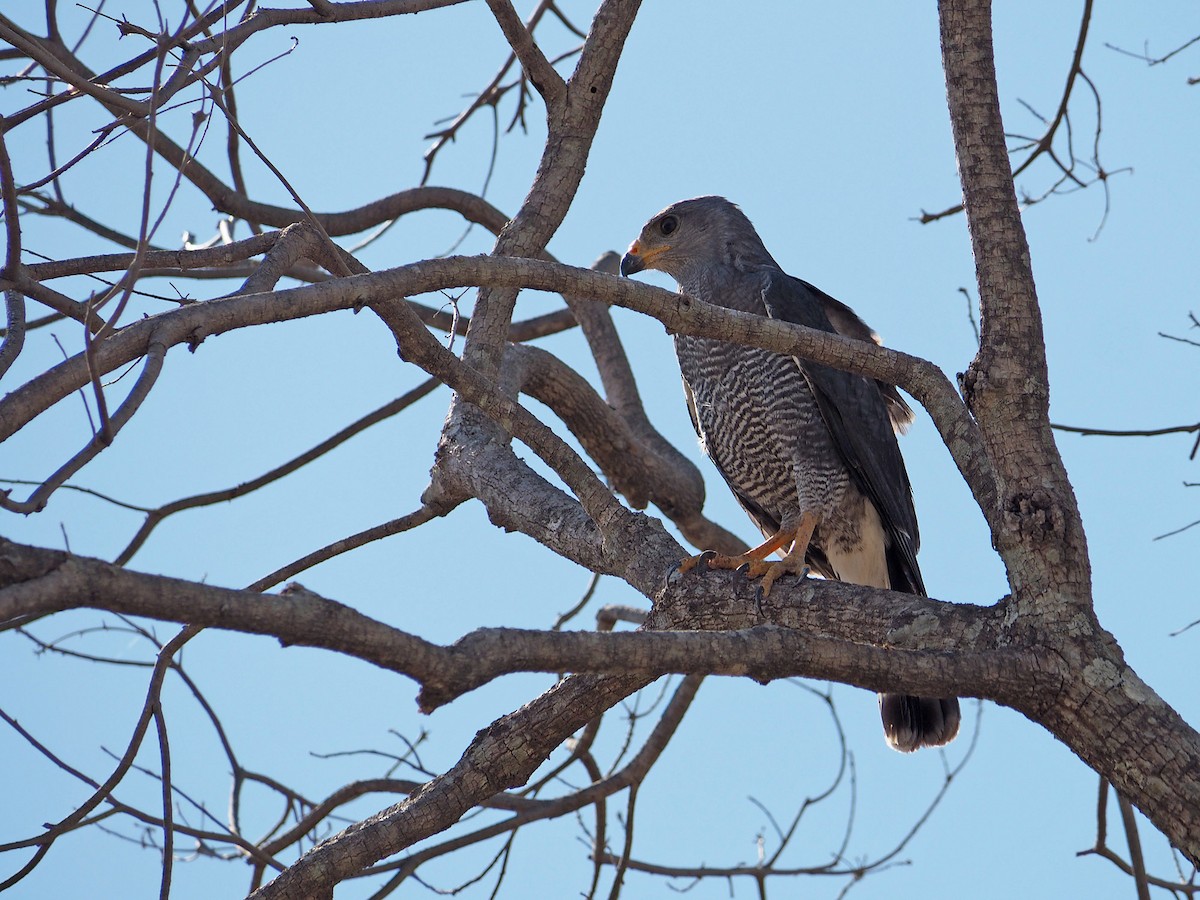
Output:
[431, 0, 644, 599]
[0, 538, 1018, 706]
[0, 257, 997, 537]
[939, 0, 1091, 618]
[367, 295, 635, 547]
[0, 128, 25, 379]
[938, 0, 1200, 868]
[920, 0, 1101, 224]
[459, 0, 640, 380]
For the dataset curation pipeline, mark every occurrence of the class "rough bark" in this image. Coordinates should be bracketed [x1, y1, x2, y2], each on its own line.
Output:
[938, 0, 1199, 865]
[2, 1, 1197, 896]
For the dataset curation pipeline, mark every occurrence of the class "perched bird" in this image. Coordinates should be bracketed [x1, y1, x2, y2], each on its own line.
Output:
[621, 196, 959, 752]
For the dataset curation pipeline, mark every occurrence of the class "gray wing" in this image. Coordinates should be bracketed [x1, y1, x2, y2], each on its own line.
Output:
[762, 272, 924, 595]
[795, 276, 915, 435]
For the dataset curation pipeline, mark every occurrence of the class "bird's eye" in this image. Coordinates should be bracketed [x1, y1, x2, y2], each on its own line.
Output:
[658, 215, 679, 237]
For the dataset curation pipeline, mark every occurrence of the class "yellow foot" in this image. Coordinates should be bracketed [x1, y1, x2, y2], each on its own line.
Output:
[675, 550, 766, 581]
[704, 552, 809, 597]
[705, 551, 772, 576]
[675, 511, 818, 597]
[676, 550, 715, 577]
[755, 556, 810, 598]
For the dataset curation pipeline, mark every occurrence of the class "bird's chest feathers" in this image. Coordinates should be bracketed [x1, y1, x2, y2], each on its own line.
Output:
[677, 339, 817, 461]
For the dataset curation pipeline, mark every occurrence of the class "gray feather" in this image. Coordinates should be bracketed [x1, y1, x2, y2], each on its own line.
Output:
[622, 195, 959, 752]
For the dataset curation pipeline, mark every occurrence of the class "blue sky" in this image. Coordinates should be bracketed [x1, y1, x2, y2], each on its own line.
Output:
[2, 2, 1199, 898]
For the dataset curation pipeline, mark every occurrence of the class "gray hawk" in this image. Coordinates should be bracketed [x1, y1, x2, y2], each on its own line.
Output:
[620, 195, 959, 753]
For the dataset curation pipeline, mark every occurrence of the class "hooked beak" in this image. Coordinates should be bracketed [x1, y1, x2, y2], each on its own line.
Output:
[619, 250, 644, 277]
[620, 241, 670, 277]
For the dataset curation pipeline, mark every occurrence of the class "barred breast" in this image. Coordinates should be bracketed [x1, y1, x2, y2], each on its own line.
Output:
[674, 335, 856, 549]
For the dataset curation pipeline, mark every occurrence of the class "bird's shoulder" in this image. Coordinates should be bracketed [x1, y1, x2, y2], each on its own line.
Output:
[757, 268, 839, 334]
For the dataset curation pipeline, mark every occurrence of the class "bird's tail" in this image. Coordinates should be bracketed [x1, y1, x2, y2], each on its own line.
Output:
[879, 694, 961, 753]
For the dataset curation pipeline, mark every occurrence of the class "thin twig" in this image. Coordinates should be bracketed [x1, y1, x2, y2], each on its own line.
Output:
[1051, 421, 1200, 439]
[1105, 34, 1200, 67]
[1117, 794, 1152, 900]
[116, 377, 441, 565]
[1, 339, 168, 513]
[247, 504, 446, 592]
[0, 626, 198, 889]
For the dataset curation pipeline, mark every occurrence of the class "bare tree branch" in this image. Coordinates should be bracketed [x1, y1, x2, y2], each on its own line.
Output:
[920, 0, 1112, 225]
[3, 3, 1197, 898]
[0, 256, 998, 538]
[485, 0, 567, 106]
[0, 537, 1027, 710]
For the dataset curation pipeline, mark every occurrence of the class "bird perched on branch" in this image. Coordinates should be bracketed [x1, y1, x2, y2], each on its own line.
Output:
[620, 195, 959, 752]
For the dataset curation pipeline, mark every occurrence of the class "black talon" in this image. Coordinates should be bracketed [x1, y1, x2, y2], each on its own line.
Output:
[665, 550, 717, 591]
[664, 559, 689, 589]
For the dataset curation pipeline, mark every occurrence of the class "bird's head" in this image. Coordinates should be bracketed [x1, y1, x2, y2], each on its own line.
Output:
[620, 195, 769, 284]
